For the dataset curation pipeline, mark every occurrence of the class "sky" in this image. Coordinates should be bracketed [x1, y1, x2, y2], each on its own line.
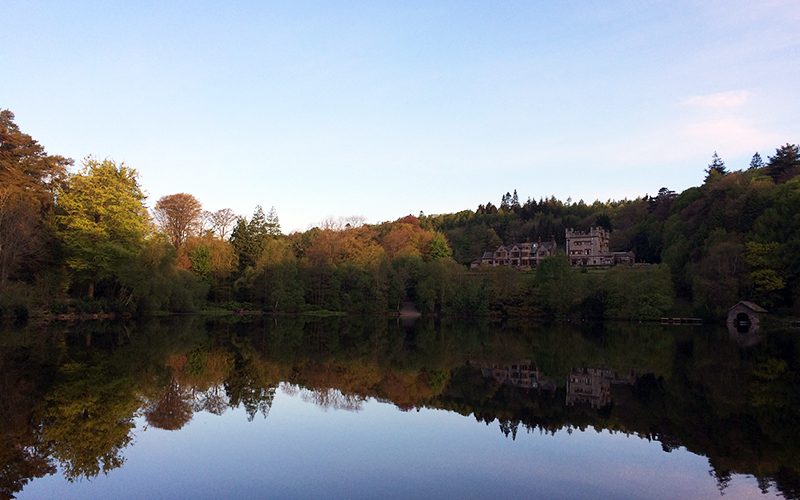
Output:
[2, 1, 799, 232]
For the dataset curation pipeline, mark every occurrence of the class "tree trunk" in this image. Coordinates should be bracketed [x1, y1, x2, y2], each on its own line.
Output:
[87, 281, 95, 299]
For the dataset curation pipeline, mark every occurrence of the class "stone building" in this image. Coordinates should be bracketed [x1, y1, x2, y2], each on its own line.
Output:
[727, 301, 767, 335]
[565, 227, 634, 267]
[471, 238, 557, 269]
[477, 359, 556, 391]
[566, 367, 637, 408]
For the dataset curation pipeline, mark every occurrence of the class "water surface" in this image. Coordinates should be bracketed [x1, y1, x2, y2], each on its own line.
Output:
[2, 317, 797, 499]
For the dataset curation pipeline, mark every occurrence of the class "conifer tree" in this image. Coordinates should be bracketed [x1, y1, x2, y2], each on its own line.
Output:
[265, 206, 281, 236]
[766, 143, 800, 183]
[749, 152, 764, 170]
[704, 151, 727, 181]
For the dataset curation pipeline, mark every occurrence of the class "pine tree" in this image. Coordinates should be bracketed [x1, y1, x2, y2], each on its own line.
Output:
[230, 217, 254, 270]
[511, 189, 521, 211]
[249, 205, 268, 238]
[704, 151, 727, 182]
[500, 192, 512, 212]
[766, 143, 800, 183]
[265, 206, 281, 236]
[749, 152, 764, 170]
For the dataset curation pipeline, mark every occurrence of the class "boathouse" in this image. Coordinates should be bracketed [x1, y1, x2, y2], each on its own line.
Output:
[727, 301, 767, 333]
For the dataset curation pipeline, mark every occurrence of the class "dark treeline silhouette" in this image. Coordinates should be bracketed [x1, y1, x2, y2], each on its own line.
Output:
[1, 318, 798, 498]
[2, 109, 799, 320]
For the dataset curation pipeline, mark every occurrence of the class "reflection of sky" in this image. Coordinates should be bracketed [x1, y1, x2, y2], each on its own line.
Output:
[21, 386, 776, 499]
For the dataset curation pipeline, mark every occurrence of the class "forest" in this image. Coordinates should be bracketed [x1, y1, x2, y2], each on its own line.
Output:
[1, 108, 799, 322]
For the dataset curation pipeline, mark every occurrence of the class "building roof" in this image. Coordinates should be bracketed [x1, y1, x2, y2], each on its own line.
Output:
[538, 241, 557, 251]
[729, 301, 768, 313]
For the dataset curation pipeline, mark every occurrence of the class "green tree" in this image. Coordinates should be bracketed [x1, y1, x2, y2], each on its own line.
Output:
[265, 206, 282, 236]
[426, 232, 453, 261]
[534, 256, 585, 318]
[705, 151, 727, 181]
[230, 217, 252, 269]
[745, 242, 785, 308]
[749, 152, 764, 170]
[56, 158, 149, 298]
[766, 143, 800, 183]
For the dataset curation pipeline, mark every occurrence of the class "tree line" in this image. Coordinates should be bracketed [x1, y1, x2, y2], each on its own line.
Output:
[423, 146, 800, 318]
[1, 108, 799, 320]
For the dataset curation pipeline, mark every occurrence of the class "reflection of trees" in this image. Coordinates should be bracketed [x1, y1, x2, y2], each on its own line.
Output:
[224, 354, 276, 422]
[0, 339, 56, 499]
[290, 384, 365, 411]
[144, 378, 194, 431]
[6, 317, 800, 499]
[41, 362, 139, 481]
[192, 385, 229, 415]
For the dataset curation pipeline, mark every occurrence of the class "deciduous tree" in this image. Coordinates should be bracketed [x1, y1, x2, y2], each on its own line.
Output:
[56, 158, 149, 297]
[153, 193, 203, 249]
[208, 208, 237, 239]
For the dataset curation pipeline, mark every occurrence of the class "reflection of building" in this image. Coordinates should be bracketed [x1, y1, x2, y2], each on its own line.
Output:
[471, 239, 557, 269]
[565, 227, 634, 267]
[478, 359, 556, 391]
[566, 367, 636, 408]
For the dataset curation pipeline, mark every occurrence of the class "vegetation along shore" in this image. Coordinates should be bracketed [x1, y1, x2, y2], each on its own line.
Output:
[1, 109, 799, 323]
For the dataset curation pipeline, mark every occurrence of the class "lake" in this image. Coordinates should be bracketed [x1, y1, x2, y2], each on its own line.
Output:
[2, 316, 797, 499]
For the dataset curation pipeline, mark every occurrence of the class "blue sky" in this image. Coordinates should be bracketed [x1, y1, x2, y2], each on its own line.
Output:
[2, 1, 798, 231]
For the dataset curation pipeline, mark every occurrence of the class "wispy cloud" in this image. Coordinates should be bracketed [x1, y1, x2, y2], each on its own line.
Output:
[682, 90, 751, 108]
[681, 118, 779, 156]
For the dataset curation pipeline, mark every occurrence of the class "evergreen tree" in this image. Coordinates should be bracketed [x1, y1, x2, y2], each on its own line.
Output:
[766, 143, 800, 183]
[265, 206, 281, 236]
[249, 205, 268, 238]
[749, 152, 764, 170]
[230, 217, 254, 270]
[511, 189, 521, 212]
[500, 192, 512, 212]
[705, 151, 727, 181]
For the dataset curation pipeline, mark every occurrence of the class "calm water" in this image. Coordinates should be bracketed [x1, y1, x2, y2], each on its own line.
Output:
[1, 317, 797, 499]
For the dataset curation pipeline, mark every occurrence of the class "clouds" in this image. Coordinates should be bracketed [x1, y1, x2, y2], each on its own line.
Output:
[677, 89, 782, 157]
[682, 90, 751, 109]
[681, 118, 780, 157]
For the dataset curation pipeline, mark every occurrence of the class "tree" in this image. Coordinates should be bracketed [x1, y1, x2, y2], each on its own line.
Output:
[153, 193, 203, 249]
[511, 190, 521, 212]
[249, 205, 268, 238]
[427, 232, 453, 260]
[500, 192, 512, 212]
[705, 151, 727, 181]
[749, 152, 764, 170]
[56, 158, 149, 298]
[208, 208, 237, 239]
[230, 217, 254, 270]
[766, 143, 800, 183]
[0, 110, 72, 285]
[230, 206, 280, 271]
[265, 206, 281, 236]
[0, 109, 71, 205]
